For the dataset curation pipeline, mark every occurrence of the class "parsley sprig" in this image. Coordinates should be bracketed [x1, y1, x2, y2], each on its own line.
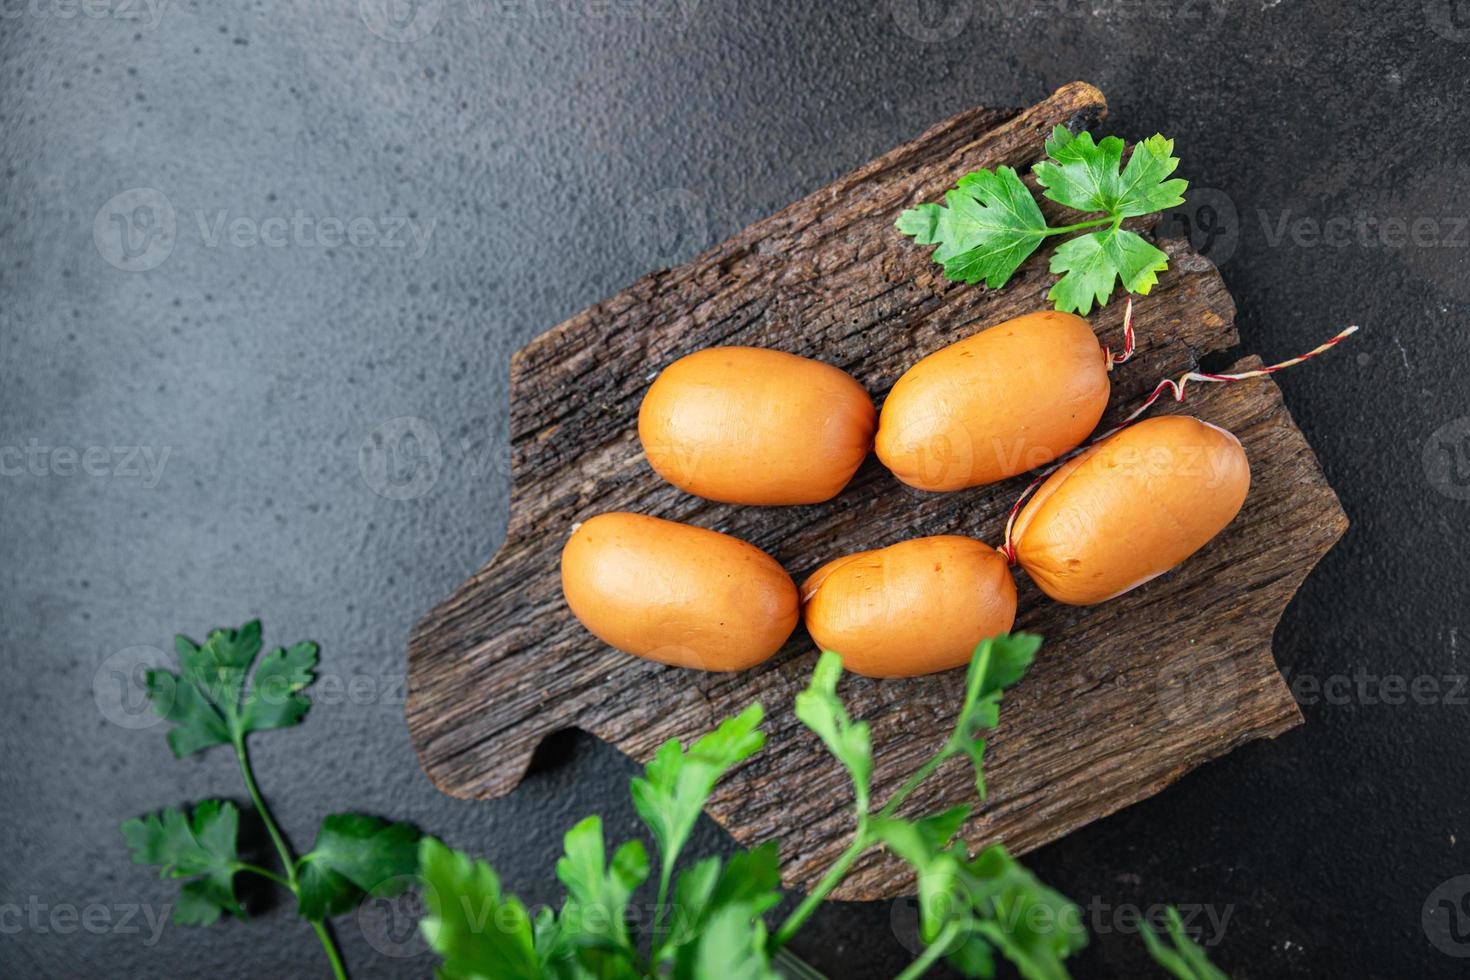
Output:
[1143, 907, 1232, 980]
[120, 622, 420, 979]
[417, 635, 1232, 978]
[897, 127, 1188, 315]
[770, 635, 1074, 976]
[418, 634, 1110, 979]
[119, 625, 1233, 978]
[420, 704, 779, 979]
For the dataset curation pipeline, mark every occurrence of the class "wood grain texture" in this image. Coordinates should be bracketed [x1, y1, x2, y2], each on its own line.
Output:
[405, 82, 1346, 899]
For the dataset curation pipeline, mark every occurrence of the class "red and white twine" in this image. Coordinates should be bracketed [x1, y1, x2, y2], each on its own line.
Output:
[997, 318, 1359, 566]
[1102, 297, 1137, 370]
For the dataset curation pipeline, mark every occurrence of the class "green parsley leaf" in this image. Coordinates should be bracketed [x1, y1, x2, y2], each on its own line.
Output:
[663, 842, 781, 958]
[913, 805, 972, 852]
[868, 815, 943, 877]
[630, 704, 765, 881]
[962, 845, 1087, 980]
[952, 634, 1041, 799]
[962, 633, 1040, 707]
[678, 902, 781, 980]
[874, 825, 1084, 980]
[705, 842, 782, 919]
[869, 813, 1085, 980]
[1142, 906, 1230, 980]
[554, 815, 649, 958]
[295, 813, 420, 920]
[794, 651, 873, 812]
[1047, 226, 1170, 316]
[896, 167, 1049, 287]
[240, 641, 319, 733]
[899, 127, 1187, 312]
[418, 836, 544, 980]
[530, 905, 569, 971]
[1115, 135, 1190, 217]
[1033, 128, 1125, 213]
[1034, 127, 1187, 219]
[121, 800, 244, 926]
[145, 621, 319, 758]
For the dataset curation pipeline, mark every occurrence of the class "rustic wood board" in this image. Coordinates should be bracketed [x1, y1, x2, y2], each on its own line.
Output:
[406, 82, 1347, 900]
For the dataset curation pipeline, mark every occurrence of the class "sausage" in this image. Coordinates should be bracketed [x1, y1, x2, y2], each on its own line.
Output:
[560, 512, 799, 670]
[1011, 415, 1251, 605]
[638, 346, 876, 505]
[875, 310, 1110, 492]
[801, 535, 1017, 677]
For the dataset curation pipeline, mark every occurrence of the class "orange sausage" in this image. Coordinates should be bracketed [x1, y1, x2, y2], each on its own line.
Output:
[560, 512, 799, 670]
[638, 347, 876, 505]
[1012, 415, 1251, 605]
[801, 535, 1016, 677]
[875, 310, 1109, 492]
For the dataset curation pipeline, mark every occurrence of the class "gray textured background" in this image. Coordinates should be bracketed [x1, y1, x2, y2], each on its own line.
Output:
[3, 1, 1469, 977]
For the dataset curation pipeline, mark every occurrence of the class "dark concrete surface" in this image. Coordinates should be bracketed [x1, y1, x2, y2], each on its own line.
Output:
[2, 1, 1468, 977]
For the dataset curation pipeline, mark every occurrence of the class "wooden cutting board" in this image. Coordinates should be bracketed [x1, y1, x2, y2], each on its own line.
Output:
[405, 82, 1346, 900]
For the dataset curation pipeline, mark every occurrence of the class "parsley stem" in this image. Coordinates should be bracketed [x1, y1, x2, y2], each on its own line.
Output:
[769, 817, 871, 952]
[311, 918, 348, 980]
[234, 862, 290, 887]
[232, 733, 349, 980]
[651, 868, 673, 956]
[232, 734, 297, 886]
[892, 920, 962, 980]
[876, 749, 953, 822]
[772, 740, 964, 954]
[1042, 215, 1116, 236]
